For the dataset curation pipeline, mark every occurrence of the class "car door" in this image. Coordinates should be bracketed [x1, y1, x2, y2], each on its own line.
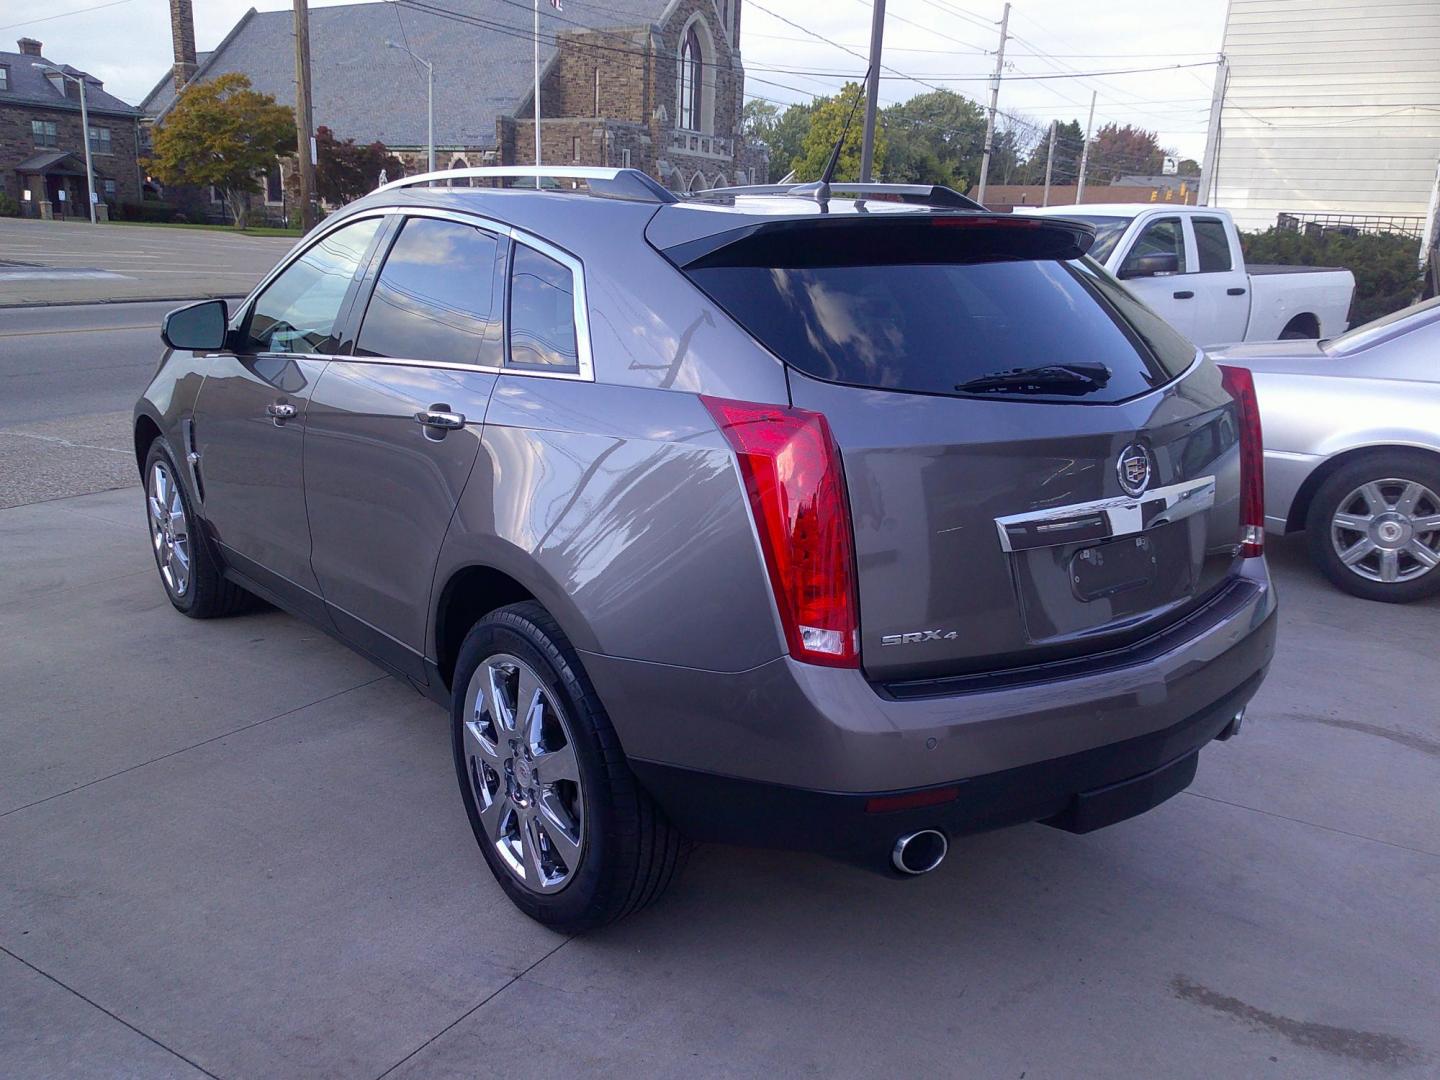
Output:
[191, 215, 384, 615]
[1116, 215, 1197, 339]
[302, 211, 508, 682]
[1187, 215, 1250, 346]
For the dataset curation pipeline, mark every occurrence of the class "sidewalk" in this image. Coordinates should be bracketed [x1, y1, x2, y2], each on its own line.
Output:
[0, 218, 296, 307]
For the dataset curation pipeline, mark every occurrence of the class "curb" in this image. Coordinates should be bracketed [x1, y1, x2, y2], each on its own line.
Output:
[0, 294, 248, 311]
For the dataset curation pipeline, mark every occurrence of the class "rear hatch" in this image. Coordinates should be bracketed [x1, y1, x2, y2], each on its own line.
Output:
[658, 209, 1247, 683]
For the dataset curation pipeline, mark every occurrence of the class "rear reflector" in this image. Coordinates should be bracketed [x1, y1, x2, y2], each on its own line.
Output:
[866, 787, 961, 814]
[702, 396, 859, 668]
[1217, 364, 1265, 557]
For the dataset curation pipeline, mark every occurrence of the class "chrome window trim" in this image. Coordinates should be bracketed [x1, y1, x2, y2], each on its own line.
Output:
[994, 476, 1217, 553]
[232, 205, 594, 383]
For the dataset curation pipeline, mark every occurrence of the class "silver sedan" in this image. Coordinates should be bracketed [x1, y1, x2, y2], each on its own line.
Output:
[1210, 297, 1440, 603]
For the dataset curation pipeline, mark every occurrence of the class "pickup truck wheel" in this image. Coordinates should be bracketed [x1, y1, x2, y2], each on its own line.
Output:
[450, 601, 688, 932]
[1279, 315, 1320, 340]
[1306, 451, 1440, 603]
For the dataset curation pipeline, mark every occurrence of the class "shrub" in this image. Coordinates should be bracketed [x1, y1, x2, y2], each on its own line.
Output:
[1239, 226, 1423, 328]
[119, 200, 177, 223]
[0, 192, 19, 217]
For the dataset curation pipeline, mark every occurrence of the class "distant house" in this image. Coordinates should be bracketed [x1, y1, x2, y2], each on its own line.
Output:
[1204, 0, 1440, 235]
[973, 183, 1198, 214]
[0, 37, 142, 218]
[141, 0, 766, 221]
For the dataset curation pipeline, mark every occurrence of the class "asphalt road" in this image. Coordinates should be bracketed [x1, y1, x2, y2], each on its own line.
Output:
[1, 314, 1437, 1078]
[0, 218, 294, 306]
[0, 302, 183, 508]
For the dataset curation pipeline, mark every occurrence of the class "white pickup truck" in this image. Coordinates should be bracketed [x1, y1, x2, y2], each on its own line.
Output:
[1019, 204, 1356, 347]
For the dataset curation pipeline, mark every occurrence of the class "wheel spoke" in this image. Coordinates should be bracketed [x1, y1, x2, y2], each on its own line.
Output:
[463, 717, 501, 764]
[481, 793, 511, 847]
[536, 741, 580, 785]
[1395, 482, 1423, 516]
[1412, 514, 1440, 533]
[487, 663, 516, 734]
[148, 494, 167, 525]
[1406, 540, 1439, 570]
[536, 811, 582, 868]
[1358, 482, 1389, 514]
[522, 810, 547, 883]
[1338, 537, 1375, 566]
[1332, 512, 1371, 533]
[515, 666, 544, 749]
[1379, 549, 1400, 582]
[152, 466, 168, 507]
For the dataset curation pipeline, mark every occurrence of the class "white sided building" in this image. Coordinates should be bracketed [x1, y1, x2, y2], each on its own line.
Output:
[1203, 0, 1440, 236]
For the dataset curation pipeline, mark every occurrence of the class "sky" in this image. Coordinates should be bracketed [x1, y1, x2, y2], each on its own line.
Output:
[2, 0, 1229, 160]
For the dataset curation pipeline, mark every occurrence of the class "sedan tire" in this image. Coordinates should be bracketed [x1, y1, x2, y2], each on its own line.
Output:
[1305, 450, 1440, 603]
[451, 601, 688, 932]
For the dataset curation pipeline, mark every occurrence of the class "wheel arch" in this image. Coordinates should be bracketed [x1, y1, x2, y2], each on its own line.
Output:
[1280, 312, 1320, 339]
[1287, 443, 1440, 532]
[133, 411, 164, 475]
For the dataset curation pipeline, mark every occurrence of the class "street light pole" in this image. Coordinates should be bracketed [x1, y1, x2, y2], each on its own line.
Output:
[34, 63, 97, 224]
[386, 42, 435, 174]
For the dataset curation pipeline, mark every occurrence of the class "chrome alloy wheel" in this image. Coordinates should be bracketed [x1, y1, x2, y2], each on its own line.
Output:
[1330, 478, 1440, 585]
[147, 459, 191, 598]
[461, 653, 585, 893]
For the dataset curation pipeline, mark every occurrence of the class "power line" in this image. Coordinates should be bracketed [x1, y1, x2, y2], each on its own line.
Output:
[0, 0, 133, 32]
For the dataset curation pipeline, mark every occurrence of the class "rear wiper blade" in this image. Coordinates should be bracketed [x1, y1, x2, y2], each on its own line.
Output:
[955, 362, 1112, 396]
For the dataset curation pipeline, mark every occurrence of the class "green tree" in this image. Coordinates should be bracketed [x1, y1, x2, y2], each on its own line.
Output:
[742, 99, 818, 182]
[1177, 158, 1201, 177]
[312, 126, 402, 205]
[1013, 118, 1084, 186]
[1241, 227, 1422, 326]
[880, 90, 985, 187]
[791, 83, 884, 182]
[1087, 122, 1165, 182]
[146, 73, 295, 229]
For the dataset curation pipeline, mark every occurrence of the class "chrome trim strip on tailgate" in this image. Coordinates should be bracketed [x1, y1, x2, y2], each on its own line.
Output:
[994, 477, 1216, 553]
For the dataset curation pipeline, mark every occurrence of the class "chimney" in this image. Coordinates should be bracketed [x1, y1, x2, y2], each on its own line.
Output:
[169, 0, 198, 93]
[17, 38, 43, 56]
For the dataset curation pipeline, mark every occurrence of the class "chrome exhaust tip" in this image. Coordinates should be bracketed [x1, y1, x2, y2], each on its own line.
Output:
[1217, 706, 1246, 741]
[892, 829, 948, 875]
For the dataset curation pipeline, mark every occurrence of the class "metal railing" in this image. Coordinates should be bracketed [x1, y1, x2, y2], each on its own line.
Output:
[373, 166, 677, 204]
[1277, 212, 1426, 240]
[702, 181, 985, 210]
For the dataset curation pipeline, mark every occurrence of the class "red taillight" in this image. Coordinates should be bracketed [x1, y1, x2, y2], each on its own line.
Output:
[1218, 364, 1265, 557]
[702, 396, 859, 668]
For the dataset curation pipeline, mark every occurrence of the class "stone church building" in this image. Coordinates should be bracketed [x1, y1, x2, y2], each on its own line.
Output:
[142, 0, 766, 216]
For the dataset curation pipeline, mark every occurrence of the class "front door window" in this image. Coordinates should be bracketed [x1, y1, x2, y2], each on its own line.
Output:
[243, 218, 382, 354]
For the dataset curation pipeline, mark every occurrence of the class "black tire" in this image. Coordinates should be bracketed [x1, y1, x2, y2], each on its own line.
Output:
[450, 601, 688, 932]
[142, 437, 255, 618]
[1304, 449, 1440, 603]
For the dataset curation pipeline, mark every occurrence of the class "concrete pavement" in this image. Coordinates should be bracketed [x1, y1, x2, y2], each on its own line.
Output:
[0, 485, 1436, 1078]
[0, 218, 294, 307]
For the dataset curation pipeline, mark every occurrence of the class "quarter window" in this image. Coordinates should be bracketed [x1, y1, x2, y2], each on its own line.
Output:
[244, 217, 381, 354]
[1192, 218, 1233, 273]
[32, 120, 58, 147]
[508, 244, 579, 371]
[356, 217, 502, 365]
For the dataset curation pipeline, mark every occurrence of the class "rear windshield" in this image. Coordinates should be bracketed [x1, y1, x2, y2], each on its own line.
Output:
[1061, 216, 1132, 261]
[686, 256, 1196, 403]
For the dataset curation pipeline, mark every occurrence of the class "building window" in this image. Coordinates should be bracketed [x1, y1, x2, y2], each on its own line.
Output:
[88, 126, 111, 155]
[0, 65, 10, 92]
[678, 25, 702, 132]
[102, 179, 116, 200]
[571, 136, 580, 162]
[621, 148, 631, 169]
[209, 185, 223, 204]
[265, 163, 283, 203]
[32, 120, 58, 147]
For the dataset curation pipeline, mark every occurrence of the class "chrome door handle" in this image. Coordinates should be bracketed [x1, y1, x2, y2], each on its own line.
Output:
[414, 409, 465, 430]
[267, 402, 297, 419]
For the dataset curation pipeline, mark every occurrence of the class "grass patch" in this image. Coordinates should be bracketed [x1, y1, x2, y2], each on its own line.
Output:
[108, 220, 302, 237]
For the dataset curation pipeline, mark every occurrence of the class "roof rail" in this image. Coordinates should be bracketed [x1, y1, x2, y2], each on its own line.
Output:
[373, 166, 678, 204]
[702, 182, 985, 211]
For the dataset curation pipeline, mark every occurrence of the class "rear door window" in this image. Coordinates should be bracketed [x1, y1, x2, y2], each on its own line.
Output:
[1192, 218, 1233, 272]
[686, 257, 1193, 403]
[355, 216, 503, 365]
[508, 243, 579, 371]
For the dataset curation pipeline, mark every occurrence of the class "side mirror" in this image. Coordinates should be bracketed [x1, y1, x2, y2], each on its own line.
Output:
[162, 299, 229, 351]
[1119, 251, 1180, 279]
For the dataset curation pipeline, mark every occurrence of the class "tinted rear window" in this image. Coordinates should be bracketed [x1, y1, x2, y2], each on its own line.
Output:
[687, 257, 1195, 403]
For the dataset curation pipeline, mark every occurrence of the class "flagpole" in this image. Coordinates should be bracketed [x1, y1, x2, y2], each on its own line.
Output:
[533, 0, 542, 188]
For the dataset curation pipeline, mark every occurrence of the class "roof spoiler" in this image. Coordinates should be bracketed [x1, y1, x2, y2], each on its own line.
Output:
[701, 182, 986, 211]
[374, 166, 678, 204]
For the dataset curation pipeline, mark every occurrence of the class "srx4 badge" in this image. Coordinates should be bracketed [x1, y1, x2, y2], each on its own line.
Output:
[881, 629, 959, 646]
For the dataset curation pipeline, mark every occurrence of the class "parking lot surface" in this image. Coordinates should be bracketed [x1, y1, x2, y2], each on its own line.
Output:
[1, 483, 1436, 1078]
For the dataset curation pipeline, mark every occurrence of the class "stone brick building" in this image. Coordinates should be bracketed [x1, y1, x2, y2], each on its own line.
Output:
[141, 0, 764, 220]
[1, 37, 143, 218]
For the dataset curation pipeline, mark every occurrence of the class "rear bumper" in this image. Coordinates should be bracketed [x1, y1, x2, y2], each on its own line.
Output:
[582, 557, 1277, 797]
[631, 667, 1260, 864]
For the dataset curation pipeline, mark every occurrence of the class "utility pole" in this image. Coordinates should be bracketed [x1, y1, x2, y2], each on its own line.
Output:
[1074, 90, 1096, 204]
[1041, 119, 1056, 207]
[1197, 54, 1228, 206]
[292, 0, 318, 230]
[976, 1, 1010, 205]
[859, 0, 886, 182]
